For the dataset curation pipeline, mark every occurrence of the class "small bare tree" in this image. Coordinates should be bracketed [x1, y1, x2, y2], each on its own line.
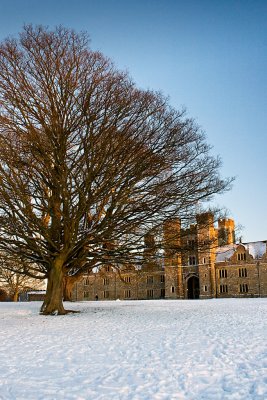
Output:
[0, 255, 45, 301]
[0, 288, 8, 301]
[0, 26, 232, 314]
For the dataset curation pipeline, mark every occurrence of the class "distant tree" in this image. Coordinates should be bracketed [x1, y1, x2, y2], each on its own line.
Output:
[0, 255, 45, 301]
[0, 288, 8, 301]
[0, 25, 232, 314]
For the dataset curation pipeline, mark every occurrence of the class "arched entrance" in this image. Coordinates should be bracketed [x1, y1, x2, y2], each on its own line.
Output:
[187, 276, 200, 299]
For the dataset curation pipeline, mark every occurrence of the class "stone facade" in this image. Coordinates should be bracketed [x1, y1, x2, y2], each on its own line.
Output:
[72, 214, 267, 301]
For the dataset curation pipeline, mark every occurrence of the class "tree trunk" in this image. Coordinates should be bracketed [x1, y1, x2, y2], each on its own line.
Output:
[40, 257, 66, 315]
[13, 290, 19, 302]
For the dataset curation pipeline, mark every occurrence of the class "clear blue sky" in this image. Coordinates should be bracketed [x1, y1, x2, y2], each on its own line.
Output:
[0, 0, 266, 242]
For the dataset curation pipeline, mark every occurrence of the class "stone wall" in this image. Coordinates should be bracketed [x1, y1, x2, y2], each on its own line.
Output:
[72, 215, 266, 301]
[73, 257, 267, 301]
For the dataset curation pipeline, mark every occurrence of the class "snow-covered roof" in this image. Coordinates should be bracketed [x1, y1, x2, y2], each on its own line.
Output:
[216, 244, 238, 262]
[27, 291, 46, 294]
[243, 241, 266, 259]
[216, 240, 266, 262]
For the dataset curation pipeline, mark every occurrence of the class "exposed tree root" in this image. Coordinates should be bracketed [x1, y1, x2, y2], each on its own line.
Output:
[40, 307, 80, 315]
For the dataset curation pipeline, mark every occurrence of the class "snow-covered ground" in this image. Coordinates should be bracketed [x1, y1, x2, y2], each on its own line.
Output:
[0, 299, 266, 400]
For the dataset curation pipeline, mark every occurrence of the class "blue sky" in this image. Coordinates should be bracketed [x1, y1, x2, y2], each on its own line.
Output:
[0, 0, 266, 241]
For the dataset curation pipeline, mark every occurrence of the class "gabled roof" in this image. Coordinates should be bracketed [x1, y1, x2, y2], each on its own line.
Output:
[243, 241, 267, 259]
[216, 244, 238, 262]
[216, 240, 267, 262]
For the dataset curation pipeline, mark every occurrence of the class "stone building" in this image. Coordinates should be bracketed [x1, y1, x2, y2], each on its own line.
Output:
[72, 214, 267, 301]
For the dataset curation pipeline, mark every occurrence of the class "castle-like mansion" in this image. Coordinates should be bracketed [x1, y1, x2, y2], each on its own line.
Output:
[73, 214, 267, 301]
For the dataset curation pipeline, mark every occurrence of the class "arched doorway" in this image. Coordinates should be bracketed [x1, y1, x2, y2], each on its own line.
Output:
[187, 276, 200, 299]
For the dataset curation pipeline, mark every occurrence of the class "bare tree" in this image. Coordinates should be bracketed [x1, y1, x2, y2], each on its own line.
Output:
[0, 288, 8, 301]
[0, 255, 45, 301]
[0, 26, 232, 314]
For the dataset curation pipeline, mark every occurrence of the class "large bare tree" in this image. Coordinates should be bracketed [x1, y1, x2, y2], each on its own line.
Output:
[0, 26, 232, 314]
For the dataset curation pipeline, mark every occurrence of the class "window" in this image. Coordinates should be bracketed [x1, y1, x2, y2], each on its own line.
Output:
[203, 285, 208, 292]
[188, 240, 195, 248]
[239, 268, 247, 278]
[84, 278, 89, 286]
[104, 290, 109, 298]
[147, 289, 154, 298]
[124, 290, 131, 298]
[103, 278, 109, 285]
[124, 276, 131, 283]
[219, 269, 227, 278]
[220, 284, 228, 293]
[160, 275, 165, 283]
[237, 253, 246, 261]
[84, 291, 89, 299]
[147, 276, 154, 285]
[240, 284, 248, 293]
[189, 256, 196, 265]
[171, 286, 175, 293]
[160, 289, 165, 298]
[203, 257, 206, 264]
[106, 266, 111, 272]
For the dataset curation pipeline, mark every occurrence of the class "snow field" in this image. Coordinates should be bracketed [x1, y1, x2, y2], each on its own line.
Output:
[0, 299, 266, 400]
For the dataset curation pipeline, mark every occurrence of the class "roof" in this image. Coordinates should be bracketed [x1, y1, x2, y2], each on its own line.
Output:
[216, 244, 238, 262]
[216, 240, 266, 262]
[243, 241, 267, 259]
[27, 291, 46, 295]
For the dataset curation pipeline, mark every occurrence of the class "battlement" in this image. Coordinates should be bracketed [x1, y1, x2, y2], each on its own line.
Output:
[218, 218, 235, 245]
[196, 212, 214, 226]
[218, 218, 235, 230]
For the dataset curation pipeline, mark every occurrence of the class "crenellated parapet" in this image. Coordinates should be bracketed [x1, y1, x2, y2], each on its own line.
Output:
[218, 218, 235, 245]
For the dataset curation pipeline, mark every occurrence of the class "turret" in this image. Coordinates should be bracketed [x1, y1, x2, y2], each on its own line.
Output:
[196, 212, 218, 262]
[143, 231, 157, 270]
[218, 218, 235, 245]
[163, 218, 183, 298]
[163, 218, 181, 262]
[196, 212, 217, 298]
